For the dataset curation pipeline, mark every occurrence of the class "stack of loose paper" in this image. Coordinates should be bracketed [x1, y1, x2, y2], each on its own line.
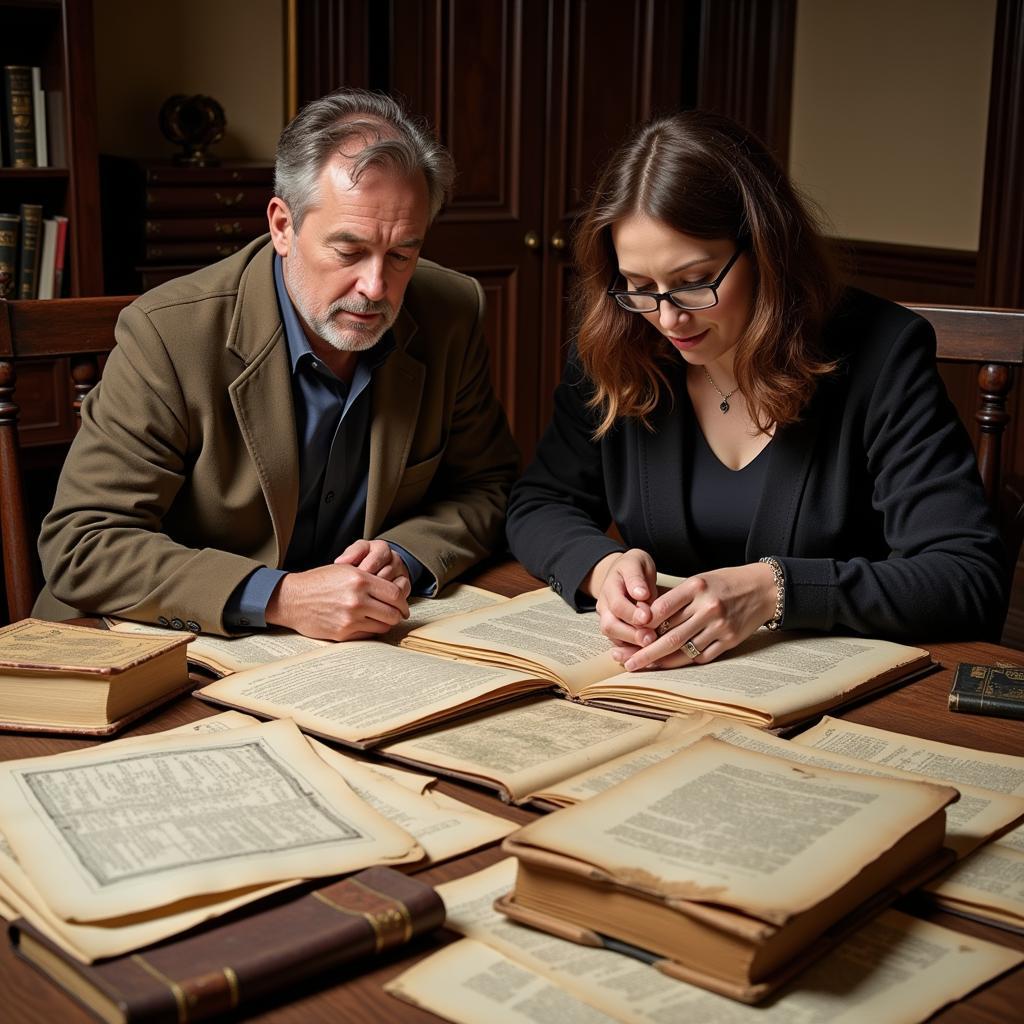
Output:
[498, 736, 959, 1002]
[385, 859, 1023, 1024]
[0, 713, 516, 963]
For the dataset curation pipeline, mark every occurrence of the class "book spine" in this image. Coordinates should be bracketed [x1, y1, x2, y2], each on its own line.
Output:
[31, 67, 47, 168]
[17, 203, 43, 298]
[0, 214, 18, 299]
[4, 67, 36, 168]
[948, 690, 1024, 720]
[36, 219, 57, 299]
[52, 215, 68, 297]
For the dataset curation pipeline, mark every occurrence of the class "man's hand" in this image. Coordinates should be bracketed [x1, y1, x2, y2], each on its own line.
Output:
[265, 562, 410, 641]
[334, 538, 412, 584]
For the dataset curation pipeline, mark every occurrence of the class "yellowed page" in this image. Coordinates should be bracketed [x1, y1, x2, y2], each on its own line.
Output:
[928, 843, 1024, 927]
[0, 828, 296, 963]
[384, 583, 509, 644]
[793, 716, 1024, 794]
[197, 641, 548, 745]
[430, 860, 1024, 1024]
[402, 589, 619, 689]
[0, 719, 419, 922]
[511, 736, 956, 922]
[533, 714, 724, 806]
[696, 721, 1024, 859]
[381, 697, 666, 803]
[584, 633, 927, 727]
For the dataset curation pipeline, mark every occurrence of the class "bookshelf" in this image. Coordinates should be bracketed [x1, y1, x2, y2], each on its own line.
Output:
[0, 0, 102, 296]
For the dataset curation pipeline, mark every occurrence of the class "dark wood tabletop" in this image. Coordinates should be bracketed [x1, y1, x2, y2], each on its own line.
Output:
[2, 560, 1023, 1023]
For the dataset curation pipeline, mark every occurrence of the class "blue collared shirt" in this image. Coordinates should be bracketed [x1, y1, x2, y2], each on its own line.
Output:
[223, 255, 428, 630]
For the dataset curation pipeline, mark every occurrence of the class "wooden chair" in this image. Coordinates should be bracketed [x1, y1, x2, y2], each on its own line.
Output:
[0, 296, 134, 622]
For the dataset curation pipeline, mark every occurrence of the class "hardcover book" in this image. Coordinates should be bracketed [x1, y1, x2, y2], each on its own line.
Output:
[498, 737, 958, 1003]
[3, 66, 35, 167]
[948, 662, 1024, 720]
[9, 866, 444, 1024]
[16, 202, 42, 298]
[0, 619, 191, 734]
[0, 212, 18, 298]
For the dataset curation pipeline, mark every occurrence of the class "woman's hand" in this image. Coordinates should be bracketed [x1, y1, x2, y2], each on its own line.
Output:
[611, 562, 778, 670]
[584, 549, 661, 649]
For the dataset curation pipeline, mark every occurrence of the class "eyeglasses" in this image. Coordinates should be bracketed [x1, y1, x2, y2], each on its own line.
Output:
[608, 248, 744, 313]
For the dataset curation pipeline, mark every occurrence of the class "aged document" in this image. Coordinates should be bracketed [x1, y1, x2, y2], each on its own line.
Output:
[509, 736, 955, 921]
[927, 843, 1024, 930]
[394, 860, 1024, 1024]
[0, 719, 419, 922]
[381, 697, 679, 803]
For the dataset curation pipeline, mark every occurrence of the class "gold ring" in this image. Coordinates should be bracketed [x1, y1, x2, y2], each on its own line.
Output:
[683, 640, 701, 659]
[656, 621, 673, 637]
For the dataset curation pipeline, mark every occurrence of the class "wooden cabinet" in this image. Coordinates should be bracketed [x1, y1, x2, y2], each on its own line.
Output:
[0, 0, 102, 296]
[296, 0, 689, 461]
[101, 160, 273, 293]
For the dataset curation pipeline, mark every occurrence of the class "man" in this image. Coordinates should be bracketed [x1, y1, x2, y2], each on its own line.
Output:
[33, 90, 518, 640]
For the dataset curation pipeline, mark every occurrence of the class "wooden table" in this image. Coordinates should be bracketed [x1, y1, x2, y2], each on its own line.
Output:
[2, 560, 1023, 1023]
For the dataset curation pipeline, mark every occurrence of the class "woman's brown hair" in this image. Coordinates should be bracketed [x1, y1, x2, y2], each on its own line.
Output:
[573, 110, 841, 437]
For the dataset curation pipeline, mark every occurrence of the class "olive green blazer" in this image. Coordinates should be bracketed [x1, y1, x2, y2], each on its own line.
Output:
[34, 238, 518, 633]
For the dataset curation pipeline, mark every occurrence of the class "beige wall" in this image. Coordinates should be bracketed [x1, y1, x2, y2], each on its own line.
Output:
[789, 0, 996, 251]
[94, 0, 285, 161]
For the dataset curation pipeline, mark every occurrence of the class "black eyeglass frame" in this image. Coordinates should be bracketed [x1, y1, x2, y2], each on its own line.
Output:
[607, 246, 745, 313]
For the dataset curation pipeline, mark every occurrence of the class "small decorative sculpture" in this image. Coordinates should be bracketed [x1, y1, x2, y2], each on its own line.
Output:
[159, 95, 227, 166]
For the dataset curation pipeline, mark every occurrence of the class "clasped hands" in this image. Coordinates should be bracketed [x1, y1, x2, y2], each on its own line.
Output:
[266, 539, 412, 641]
[585, 548, 777, 670]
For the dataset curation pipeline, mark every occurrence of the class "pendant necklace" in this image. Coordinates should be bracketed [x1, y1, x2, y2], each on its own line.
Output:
[702, 366, 741, 413]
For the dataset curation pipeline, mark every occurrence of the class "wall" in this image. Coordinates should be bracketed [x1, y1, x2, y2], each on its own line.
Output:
[93, 0, 285, 161]
[789, 0, 997, 250]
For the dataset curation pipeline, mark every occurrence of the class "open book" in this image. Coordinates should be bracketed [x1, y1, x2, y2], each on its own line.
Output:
[196, 587, 930, 747]
[498, 736, 958, 1003]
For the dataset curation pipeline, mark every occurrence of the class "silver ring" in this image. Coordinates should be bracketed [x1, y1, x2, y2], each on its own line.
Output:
[683, 640, 701, 659]
[656, 620, 673, 637]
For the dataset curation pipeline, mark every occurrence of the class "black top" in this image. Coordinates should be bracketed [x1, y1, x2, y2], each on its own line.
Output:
[685, 414, 770, 570]
[506, 288, 1008, 641]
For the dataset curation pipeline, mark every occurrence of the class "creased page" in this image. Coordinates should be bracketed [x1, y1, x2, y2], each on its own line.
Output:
[700, 721, 1024, 859]
[403, 589, 619, 690]
[432, 860, 1024, 1024]
[0, 719, 419, 922]
[510, 736, 955, 922]
[197, 641, 547, 745]
[793, 716, 1024, 794]
[386, 938, 622, 1024]
[533, 714, 724, 807]
[381, 696, 665, 803]
[0, 828, 296, 963]
[927, 843, 1024, 929]
[582, 633, 928, 727]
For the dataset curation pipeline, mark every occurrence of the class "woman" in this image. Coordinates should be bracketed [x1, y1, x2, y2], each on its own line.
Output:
[506, 110, 1007, 670]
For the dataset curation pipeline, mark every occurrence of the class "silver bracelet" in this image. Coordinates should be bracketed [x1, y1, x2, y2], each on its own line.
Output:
[758, 556, 785, 630]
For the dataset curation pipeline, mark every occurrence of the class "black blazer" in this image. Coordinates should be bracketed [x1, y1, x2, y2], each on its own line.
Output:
[507, 289, 1008, 641]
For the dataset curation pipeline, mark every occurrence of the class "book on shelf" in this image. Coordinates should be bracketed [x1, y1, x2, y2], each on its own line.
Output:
[195, 586, 931, 748]
[0, 212, 18, 298]
[31, 67, 46, 168]
[497, 736, 959, 1003]
[52, 213, 69, 296]
[36, 217, 57, 299]
[0, 618, 193, 735]
[9, 865, 445, 1024]
[45, 88, 66, 167]
[949, 662, 1024, 720]
[16, 202, 42, 298]
[3, 66, 35, 168]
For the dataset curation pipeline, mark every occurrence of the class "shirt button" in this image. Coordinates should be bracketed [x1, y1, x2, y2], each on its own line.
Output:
[158, 616, 169, 626]
[324, 491, 335, 504]
[547, 575, 562, 595]
[186, 620, 200, 632]
[170, 618, 185, 630]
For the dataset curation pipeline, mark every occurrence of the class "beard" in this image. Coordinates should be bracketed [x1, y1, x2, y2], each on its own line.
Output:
[284, 260, 398, 353]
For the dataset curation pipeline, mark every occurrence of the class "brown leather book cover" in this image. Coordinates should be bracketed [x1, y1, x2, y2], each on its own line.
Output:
[9, 866, 445, 1023]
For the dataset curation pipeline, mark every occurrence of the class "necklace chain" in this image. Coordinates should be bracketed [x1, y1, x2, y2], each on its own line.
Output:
[702, 367, 740, 414]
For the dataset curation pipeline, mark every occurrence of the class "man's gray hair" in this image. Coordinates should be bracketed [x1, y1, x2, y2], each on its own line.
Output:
[275, 89, 455, 230]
